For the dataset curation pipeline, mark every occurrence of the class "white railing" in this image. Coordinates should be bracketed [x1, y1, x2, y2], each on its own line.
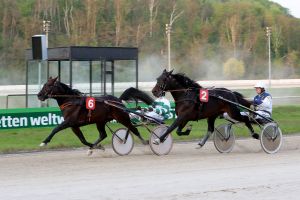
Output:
[1, 79, 300, 96]
[2, 79, 300, 108]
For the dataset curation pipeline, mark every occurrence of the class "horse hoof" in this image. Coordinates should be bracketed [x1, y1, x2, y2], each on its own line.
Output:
[252, 133, 260, 140]
[195, 143, 203, 149]
[39, 142, 47, 147]
[152, 138, 160, 145]
[87, 149, 93, 156]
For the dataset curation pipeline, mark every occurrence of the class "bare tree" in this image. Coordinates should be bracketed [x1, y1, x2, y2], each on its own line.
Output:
[166, 3, 184, 70]
[148, 0, 159, 37]
[272, 25, 283, 58]
[225, 14, 240, 58]
[2, 0, 18, 42]
[63, 1, 73, 37]
[169, 3, 184, 27]
[86, 0, 98, 40]
[114, 0, 121, 46]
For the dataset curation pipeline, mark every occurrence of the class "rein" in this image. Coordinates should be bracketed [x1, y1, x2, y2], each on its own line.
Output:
[163, 87, 246, 105]
[48, 94, 83, 98]
[165, 87, 239, 94]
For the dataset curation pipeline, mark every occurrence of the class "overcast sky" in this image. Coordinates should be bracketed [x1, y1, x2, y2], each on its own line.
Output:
[270, 0, 300, 18]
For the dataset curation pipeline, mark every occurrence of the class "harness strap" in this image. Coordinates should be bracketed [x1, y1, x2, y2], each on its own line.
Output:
[59, 102, 73, 110]
[174, 98, 197, 104]
[87, 110, 92, 122]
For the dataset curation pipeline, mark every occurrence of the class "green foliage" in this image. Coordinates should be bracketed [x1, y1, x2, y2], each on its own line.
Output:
[223, 57, 245, 79]
[0, 0, 300, 84]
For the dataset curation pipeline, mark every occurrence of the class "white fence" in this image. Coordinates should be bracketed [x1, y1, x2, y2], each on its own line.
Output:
[1, 79, 300, 108]
[1, 79, 300, 96]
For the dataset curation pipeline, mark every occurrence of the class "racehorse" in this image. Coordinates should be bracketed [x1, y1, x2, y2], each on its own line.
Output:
[151, 69, 259, 146]
[37, 77, 148, 154]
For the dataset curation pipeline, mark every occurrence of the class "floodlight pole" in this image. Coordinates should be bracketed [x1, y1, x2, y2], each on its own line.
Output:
[43, 20, 51, 48]
[266, 27, 272, 88]
[38, 20, 50, 107]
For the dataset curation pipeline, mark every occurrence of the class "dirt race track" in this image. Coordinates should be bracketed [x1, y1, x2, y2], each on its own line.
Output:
[1, 135, 300, 200]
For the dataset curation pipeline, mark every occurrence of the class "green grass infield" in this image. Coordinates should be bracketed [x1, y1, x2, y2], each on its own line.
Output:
[0, 105, 299, 153]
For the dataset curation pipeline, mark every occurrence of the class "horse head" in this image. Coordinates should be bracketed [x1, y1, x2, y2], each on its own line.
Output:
[152, 69, 174, 97]
[37, 76, 61, 101]
[152, 69, 202, 98]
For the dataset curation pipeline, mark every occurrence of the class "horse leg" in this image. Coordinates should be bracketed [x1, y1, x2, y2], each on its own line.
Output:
[245, 120, 259, 139]
[71, 127, 93, 148]
[153, 115, 185, 144]
[115, 113, 148, 145]
[40, 120, 70, 146]
[92, 123, 107, 150]
[198, 115, 218, 147]
[71, 127, 96, 156]
[176, 121, 192, 136]
[127, 123, 148, 145]
[228, 108, 259, 140]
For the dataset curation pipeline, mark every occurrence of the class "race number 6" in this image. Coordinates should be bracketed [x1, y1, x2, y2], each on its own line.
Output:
[86, 97, 96, 110]
[199, 89, 209, 102]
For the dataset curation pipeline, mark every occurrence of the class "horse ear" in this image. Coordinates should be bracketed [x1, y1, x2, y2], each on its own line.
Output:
[48, 76, 58, 84]
[167, 69, 174, 76]
[163, 69, 167, 73]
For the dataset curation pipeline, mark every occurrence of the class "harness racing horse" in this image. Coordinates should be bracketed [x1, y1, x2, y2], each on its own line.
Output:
[37, 77, 148, 154]
[151, 70, 259, 147]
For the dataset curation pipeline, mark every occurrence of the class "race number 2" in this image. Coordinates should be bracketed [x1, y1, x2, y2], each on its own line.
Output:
[199, 89, 209, 102]
[86, 97, 96, 110]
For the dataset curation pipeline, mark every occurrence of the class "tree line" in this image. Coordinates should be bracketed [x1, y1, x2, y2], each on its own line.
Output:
[1, 0, 300, 84]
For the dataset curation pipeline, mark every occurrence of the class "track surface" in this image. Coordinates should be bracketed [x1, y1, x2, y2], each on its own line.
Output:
[1, 136, 300, 200]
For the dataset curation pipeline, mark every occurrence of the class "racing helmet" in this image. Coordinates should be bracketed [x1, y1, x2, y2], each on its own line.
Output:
[254, 81, 266, 89]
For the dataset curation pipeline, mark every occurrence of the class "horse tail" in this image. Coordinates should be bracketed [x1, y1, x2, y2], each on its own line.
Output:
[119, 87, 154, 105]
[233, 91, 252, 108]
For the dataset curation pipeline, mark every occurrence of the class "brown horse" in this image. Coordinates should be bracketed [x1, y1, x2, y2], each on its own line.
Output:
[37, 77, 148, 153]
[151, 70, 258, 147]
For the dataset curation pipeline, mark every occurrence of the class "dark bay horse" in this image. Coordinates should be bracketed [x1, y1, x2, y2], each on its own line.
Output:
[151, 70, 258, 146]
[37, 77, 148, 153]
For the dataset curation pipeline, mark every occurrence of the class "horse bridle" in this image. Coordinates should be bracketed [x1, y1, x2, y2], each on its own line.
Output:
[156, 81, 167, 97]
[157, 75, 200, 103]
[43, 81, 59, 98]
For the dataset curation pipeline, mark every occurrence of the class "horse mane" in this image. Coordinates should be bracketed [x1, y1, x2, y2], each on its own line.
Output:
[172, 73, 201, 89]
[58, 82, 83, 96]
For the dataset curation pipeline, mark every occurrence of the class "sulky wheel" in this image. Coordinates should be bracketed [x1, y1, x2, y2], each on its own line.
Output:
[112, 128, 134, 156]
[213, 123, 235, 153]
[149, 125, 173, 156]
[260, 122, 282, 154]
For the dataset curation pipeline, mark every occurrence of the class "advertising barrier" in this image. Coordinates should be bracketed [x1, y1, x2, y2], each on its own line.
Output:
[0, 107, 64, 129]
[0, 103, 177, 129]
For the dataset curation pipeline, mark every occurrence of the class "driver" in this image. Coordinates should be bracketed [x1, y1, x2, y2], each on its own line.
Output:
[128, 95, 171, 123]
[222, 81, 272, 123]
[144, 95, 171, 121]
[251, 81, 272, 120]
